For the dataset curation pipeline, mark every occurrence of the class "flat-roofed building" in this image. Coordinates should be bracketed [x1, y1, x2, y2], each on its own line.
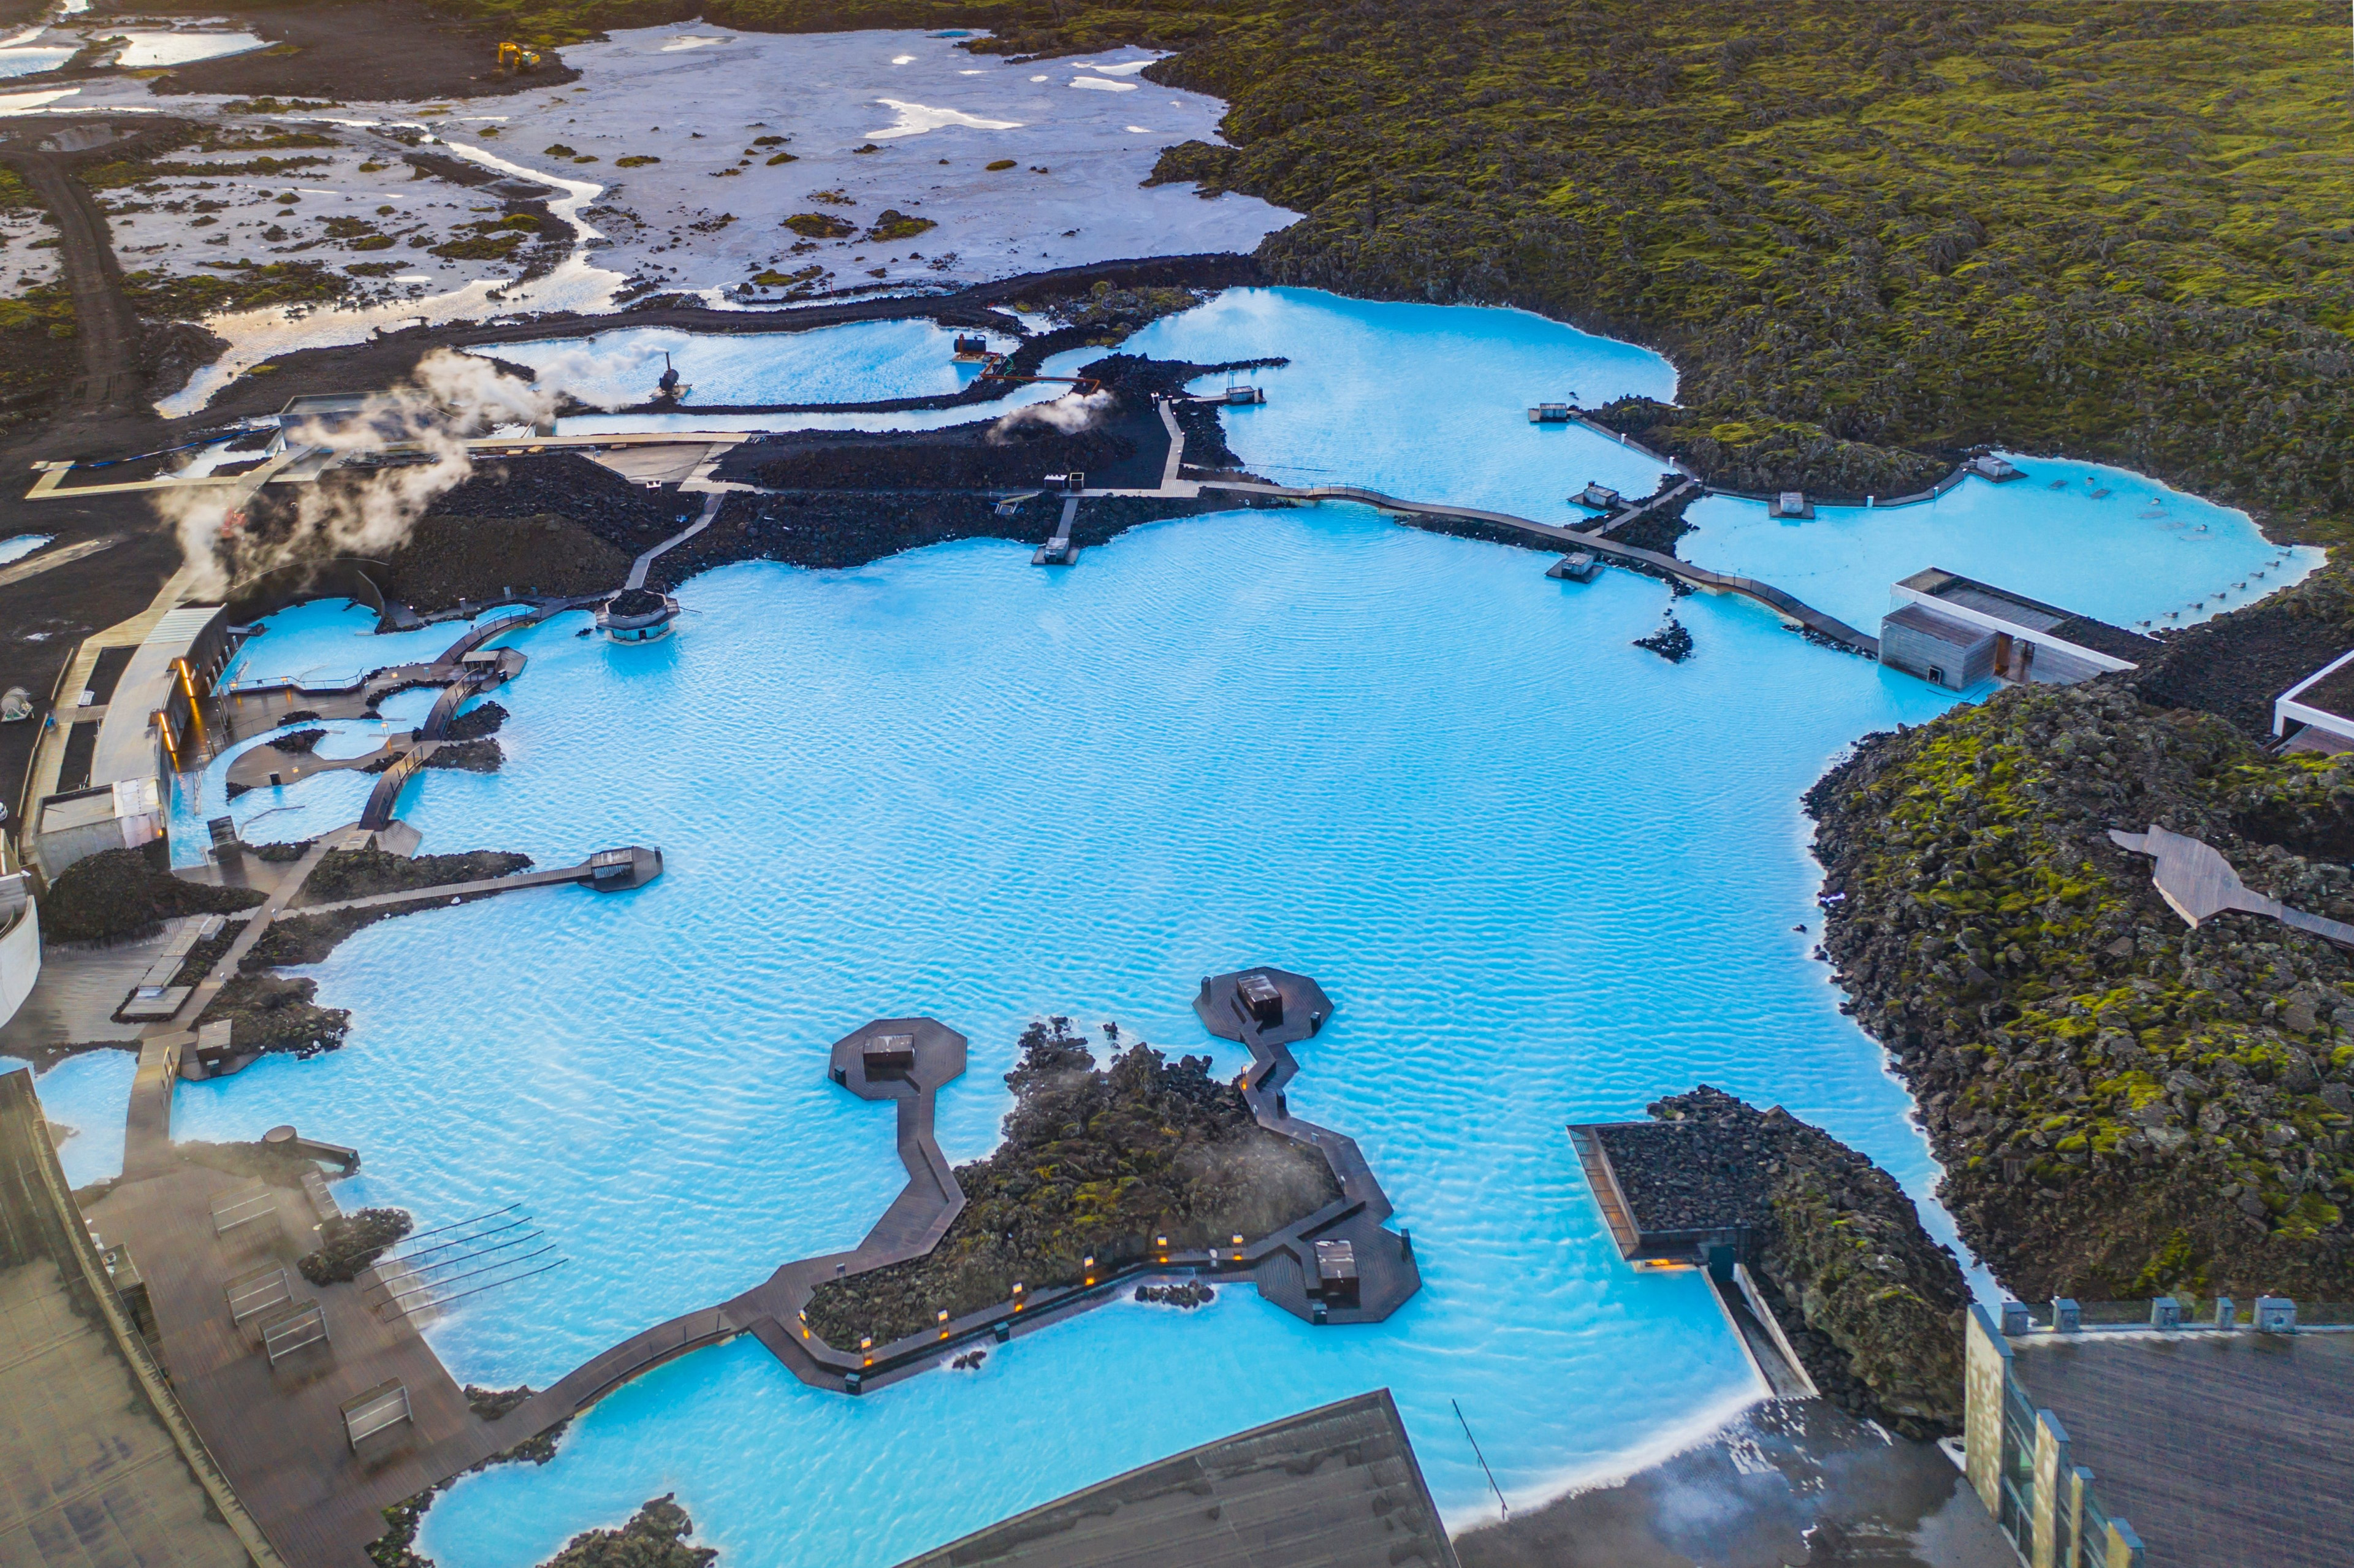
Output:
[894, 1389, 1456, 1568]
[31, 777, 164, 881]
[1880, 568, 2160, 691]
[2272, 649, 2354, 753]
[1965, 1299, 2354, 1568]
[0, 1068, 275, 1566]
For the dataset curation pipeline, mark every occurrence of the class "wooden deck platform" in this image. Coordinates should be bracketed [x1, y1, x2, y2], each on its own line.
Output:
[1033, 494, 1081, 565]
[282, 845, 663, 918]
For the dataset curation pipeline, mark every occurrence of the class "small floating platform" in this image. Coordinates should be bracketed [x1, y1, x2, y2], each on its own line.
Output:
[1194, 967, 1333, 1049]
[1033, 494, 1081, 567]
[1548, 550, 1602, 584]
[598, 588, 681, 643]
[1769, 490, 1815, 520]
[261, 1124, 359, 1173]
[828, 1016, 967, 1100]
[1528, 402, 1575, 423]
[586, 845, 663, 891]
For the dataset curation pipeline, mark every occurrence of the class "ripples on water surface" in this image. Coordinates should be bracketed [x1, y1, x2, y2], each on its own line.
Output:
[490, 320, 1016, 411]
[156, 289, 2299, 1567]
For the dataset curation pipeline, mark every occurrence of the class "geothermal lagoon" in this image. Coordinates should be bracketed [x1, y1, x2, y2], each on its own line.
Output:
[148, 290, 2297, 1567]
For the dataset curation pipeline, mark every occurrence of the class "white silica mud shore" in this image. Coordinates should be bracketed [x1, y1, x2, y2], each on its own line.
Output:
[3, 23, 1291, 417]
[479, 25, 1292, 294]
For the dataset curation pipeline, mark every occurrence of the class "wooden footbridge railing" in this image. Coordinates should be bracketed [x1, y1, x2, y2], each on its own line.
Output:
[1198, 480, 1881, 658]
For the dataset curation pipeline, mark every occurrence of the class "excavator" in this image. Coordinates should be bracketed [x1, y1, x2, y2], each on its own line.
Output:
[493, 41, 541, 76]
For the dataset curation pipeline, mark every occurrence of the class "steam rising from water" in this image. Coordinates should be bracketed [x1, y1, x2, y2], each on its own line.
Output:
[987, 388, 1113, 443]
[159, 351, 557, 596]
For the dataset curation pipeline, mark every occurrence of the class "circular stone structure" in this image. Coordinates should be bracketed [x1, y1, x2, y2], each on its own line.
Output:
[597, 587, 681, 643]
[1193, 967, 1334, 1049]
[827, 1016, 967, 1100]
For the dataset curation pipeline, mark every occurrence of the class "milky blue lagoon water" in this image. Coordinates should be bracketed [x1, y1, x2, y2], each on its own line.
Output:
[142, 289, 2301, 1566]
[487, 321, 1017, 411]
[10, 1049, 136, 1186]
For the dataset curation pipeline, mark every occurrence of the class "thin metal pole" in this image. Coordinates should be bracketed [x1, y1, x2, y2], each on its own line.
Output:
[363, 1228, 546, 1300]
[373, 1245, 558, 1305]
[378, 1215, 534, 1269]
[399, 1258, 570, 1314]
[381, 1203, 522, 1250]
[1453, 1398, 1507, 1519]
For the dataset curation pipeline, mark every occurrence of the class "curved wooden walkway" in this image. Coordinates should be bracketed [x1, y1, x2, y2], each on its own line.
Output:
[1199, 481, 1880, 657]
[410, 979, 1424, 1490]
[355, 598, 598, 829]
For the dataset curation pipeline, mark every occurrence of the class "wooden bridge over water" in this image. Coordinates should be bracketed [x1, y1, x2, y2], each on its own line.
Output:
[1194, 479, 1881, 658]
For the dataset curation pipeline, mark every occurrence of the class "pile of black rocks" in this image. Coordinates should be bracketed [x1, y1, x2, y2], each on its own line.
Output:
[1134, 1281, 1216, 1308]
[1629, 1087, 1970, 1437]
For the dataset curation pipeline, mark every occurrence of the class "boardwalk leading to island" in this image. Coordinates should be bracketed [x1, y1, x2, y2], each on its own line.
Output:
[1197, 481, 1881, 657]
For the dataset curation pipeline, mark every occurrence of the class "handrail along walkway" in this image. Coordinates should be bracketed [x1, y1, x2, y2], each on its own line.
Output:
[1199, 480, 1880, 657]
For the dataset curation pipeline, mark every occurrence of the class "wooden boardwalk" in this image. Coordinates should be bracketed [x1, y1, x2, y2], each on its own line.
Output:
[384, 979, 1425, 1513]
[1566, 1125, 1641, 1258]
[626, 492, 722, 590]
[1196, 480, 1880, 657]
[1590, 477, 1703, 538]
[284, 847, 661, 918]
[1033, 495, 1081, 565]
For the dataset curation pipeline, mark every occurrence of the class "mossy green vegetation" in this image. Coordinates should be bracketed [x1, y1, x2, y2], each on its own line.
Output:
[425, 0, 2349, 540]
[120, 261, 351, 319]
[1809, 600, 2354, 1298]
[805, 1016, 1340, 1349]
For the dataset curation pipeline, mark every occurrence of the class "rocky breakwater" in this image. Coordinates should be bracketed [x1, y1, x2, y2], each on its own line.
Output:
[1611, 1087, 1969, 1436]
[1808, 676, 2354, 1305]
[803, 1017, 1340, 1349]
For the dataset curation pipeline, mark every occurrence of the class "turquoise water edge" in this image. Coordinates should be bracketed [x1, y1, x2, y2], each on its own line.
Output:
[25, 289, 2303, 1567]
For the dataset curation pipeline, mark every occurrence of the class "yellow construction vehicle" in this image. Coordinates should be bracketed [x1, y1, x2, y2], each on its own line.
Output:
[494, 41, 541, 75]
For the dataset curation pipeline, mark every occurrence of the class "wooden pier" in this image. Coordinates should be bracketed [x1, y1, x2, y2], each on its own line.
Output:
[1032, 494, 1081, 566]
[1197, 481, 1880, 658]
[280, 846, 662, 920]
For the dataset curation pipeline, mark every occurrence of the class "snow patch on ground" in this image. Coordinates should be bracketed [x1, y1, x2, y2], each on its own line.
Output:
[0, 86, 80, 111]
[113, 30, 265, 69]
[40, 24, 1292, 416]
[868, 99, 1024, 140]
[481, 319, 1020, 408]
[0, 195, 61, 293]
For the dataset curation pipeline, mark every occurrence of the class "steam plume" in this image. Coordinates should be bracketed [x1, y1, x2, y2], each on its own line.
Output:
[159, 351, 558, 596]
[988, 388, 1114, 444]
